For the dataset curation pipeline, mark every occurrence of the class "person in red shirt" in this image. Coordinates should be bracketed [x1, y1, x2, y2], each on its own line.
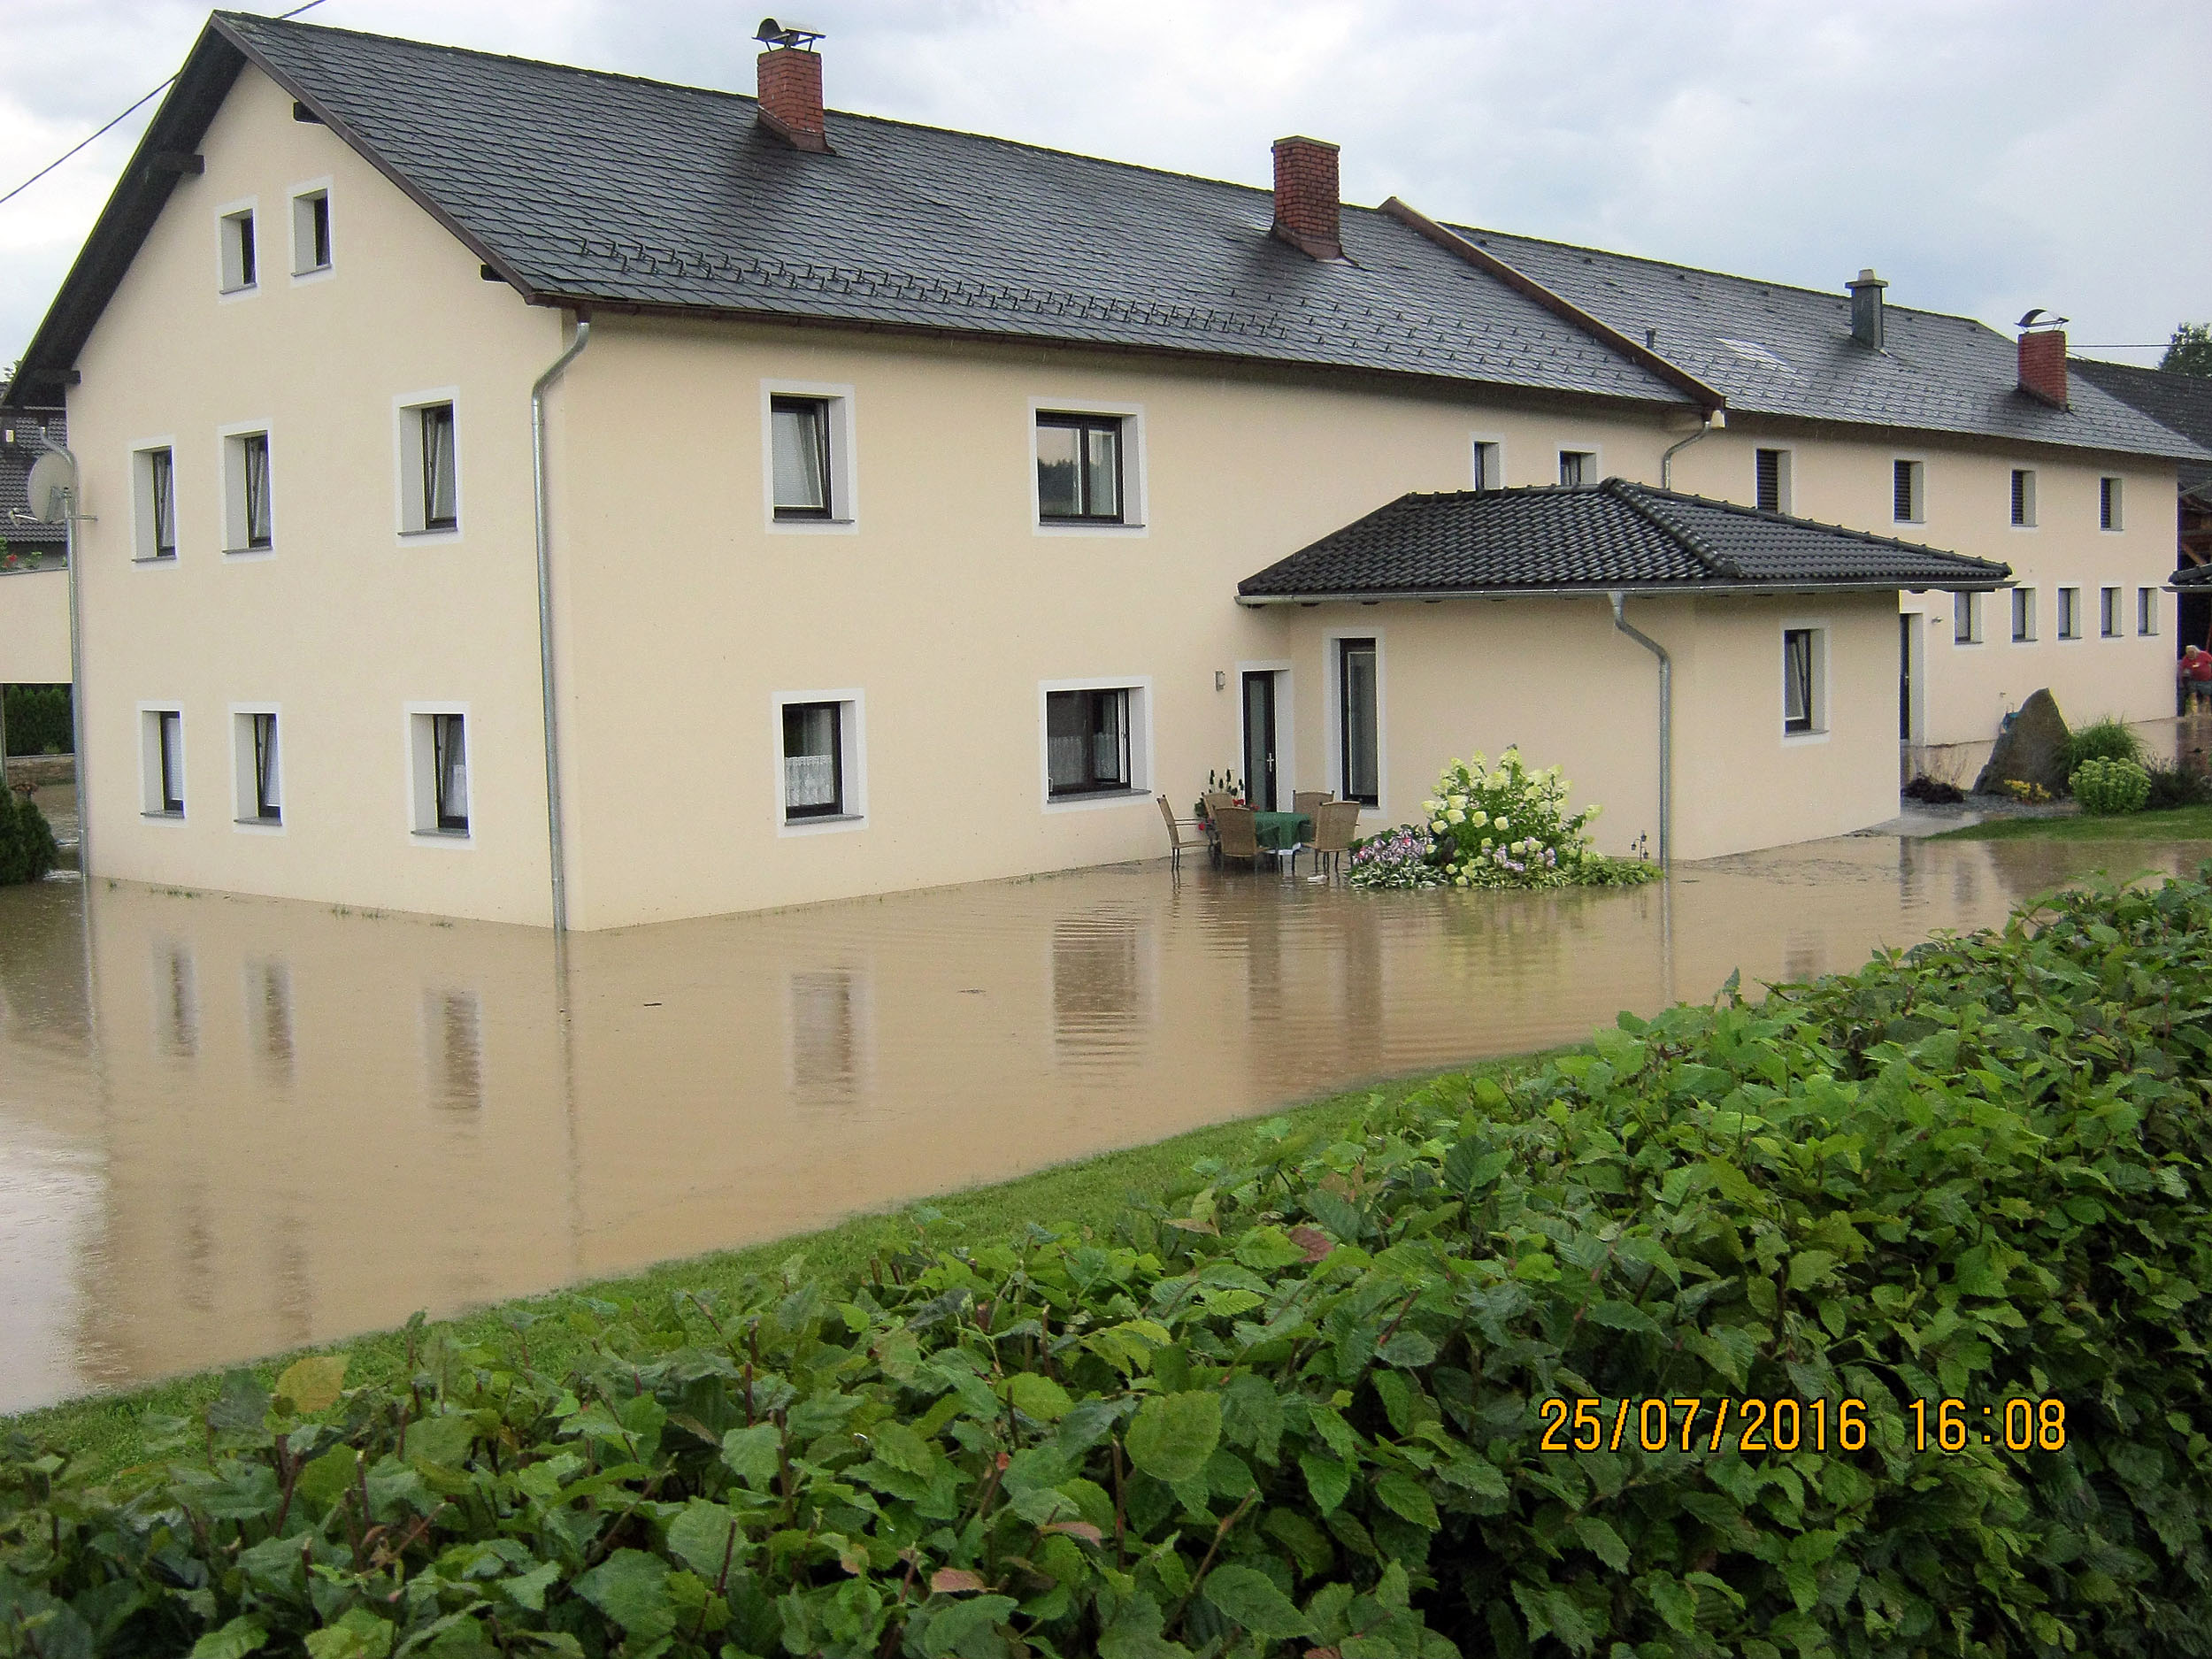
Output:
[2182, 646, 2212, 712]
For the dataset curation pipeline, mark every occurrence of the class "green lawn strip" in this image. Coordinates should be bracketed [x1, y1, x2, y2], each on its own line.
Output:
[1929, 803, 2212, 841]
[6, 1049, 1563, 1479]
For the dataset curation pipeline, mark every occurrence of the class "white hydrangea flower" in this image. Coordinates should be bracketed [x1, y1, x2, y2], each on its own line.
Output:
[1446, 808, 1466, 825]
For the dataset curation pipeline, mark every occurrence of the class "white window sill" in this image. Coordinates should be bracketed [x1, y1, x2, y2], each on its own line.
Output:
[218, 284, 259, 301]
[234, 816, 285, 835]
[142, 810, 186, 824]
[766, 516, 859, 536]
[134, 553, 179, 566]
[1782, 728, 1831, 748]
[290, 265, 334, 285]
[1044, 786, 1148, 813]
[397, 527, 462, 545]
[1034, 519, 1147, 539]
[779, 811, 867, 838]
[411, 827, 474, 848]
[223, 546, 276, 562]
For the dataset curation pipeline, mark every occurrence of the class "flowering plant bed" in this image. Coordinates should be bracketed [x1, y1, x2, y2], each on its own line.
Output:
[1348, 749, 1657, 890]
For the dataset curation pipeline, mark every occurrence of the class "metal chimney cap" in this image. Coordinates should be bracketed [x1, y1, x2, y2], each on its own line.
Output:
[1848, 267, 1887, 288]
[756, 17, 826, 49]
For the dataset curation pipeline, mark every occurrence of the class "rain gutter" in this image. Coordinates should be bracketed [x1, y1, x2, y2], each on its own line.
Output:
[531, 314, 590, 933]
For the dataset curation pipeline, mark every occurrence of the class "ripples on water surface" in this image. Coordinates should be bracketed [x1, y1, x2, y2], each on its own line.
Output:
[0, 834, 2201, 1412]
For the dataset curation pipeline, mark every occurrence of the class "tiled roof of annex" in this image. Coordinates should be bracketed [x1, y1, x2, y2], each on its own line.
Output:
[1237, 479, 2012, 602]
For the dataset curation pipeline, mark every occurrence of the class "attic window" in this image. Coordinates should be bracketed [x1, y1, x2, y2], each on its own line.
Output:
[1558, 449, 1598, 489]
[219, 208, 257, 294]
[292, 188, 331, 275]
[1755, 449, 1792, 514]
[1719, 338, 1793, 373]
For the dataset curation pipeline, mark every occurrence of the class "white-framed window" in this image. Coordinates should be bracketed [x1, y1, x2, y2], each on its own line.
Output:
[2101, 476, 2124, 532]
[138, 704, 186, 818]
[1557, 449, 1599, 489]
[1755, 447, 1793, 514]
[1033, 400, 1147, 533]
[773, 688, 867, 834]
[1782, 623, 1828, 740]
[1471, 437, 1505, 491]
[131, 442, 179, 562]
[2139, 587, 2160, 636]
[2011, 586, 2037, 643]
[761, 380, 858, 534]
[405, 704, 473, 842]
[2009, 468, 2037, 528]
[1893, 457, 1925, 523]
[289, 181, 332, 277]
[1330, 634, 1382, 808]
[230, 705, 283, 830]
[1953, 589, 1982, 645]
[1039, 676, 1152, 809]
[2100, 586, 2124, 639]
[395, 392, 460, 537]
[217, 200, 258, 295]
[219, 423, 275, 555]
[2056, 586, 2083, 641]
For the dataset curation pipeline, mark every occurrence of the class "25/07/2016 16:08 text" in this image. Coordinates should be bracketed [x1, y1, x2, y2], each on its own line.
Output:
[1537, 1396, 2068, 1455]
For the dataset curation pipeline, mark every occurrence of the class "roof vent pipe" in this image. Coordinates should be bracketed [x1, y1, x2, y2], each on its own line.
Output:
[1271, 136, 1343, 261]
[755, 18, 829, 152]
[1847, 267, 1887, 349]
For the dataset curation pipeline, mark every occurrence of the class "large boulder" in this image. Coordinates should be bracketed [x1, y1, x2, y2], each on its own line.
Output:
[1973, 687, 2071, 796]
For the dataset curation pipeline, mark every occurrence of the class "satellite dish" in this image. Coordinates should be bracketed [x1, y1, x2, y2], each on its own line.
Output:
[24, 451, 74, 524]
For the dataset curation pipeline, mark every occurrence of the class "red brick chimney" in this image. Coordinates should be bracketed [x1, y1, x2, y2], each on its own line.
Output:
[2018, 325, 2069, 408]
[1271, 136, 1342, 262]
[757, 40, 828, 153]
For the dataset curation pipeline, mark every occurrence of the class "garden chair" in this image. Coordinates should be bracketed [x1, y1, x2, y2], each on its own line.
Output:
[1156, 795, 1208, 870]
[1212, 804, 1269, 872]
[1293, 790, 1332, 819]
[1308, 800, 1361, 881]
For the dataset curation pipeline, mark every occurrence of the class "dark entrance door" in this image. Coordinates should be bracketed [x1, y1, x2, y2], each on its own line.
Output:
[1242, 672, 1278, 811]
[1899, 614, 1912, 740]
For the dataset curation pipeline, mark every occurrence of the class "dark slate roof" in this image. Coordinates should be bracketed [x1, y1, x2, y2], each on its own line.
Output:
[6, 15, 1687, 411]
[2070, 357, 2212, 494]
[0, 391, 67, 549]
[1446, 227, 2206, 465]
[1238, 479, 2011, 601]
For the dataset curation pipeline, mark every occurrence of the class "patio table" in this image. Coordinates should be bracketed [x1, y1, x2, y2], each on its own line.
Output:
[1252, 810, 1312, 852]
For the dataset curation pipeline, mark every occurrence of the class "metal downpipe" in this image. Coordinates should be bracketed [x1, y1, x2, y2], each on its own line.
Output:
[1609, 590, 1671, 867]
[1660, 409, 1723, 489]
[531, 316, 590, 933]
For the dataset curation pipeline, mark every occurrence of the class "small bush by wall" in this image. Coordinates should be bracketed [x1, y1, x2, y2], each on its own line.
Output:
[3, 683, 73, 757]
[2057, 716, 2142, 779]
[0, 791, 58, 885]
[2070, 755, 2151, 814]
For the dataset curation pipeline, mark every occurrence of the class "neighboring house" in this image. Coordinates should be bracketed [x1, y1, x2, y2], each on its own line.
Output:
[2070, 357, 2212, 649]
[1, 13, 2198, 928]
[0, 388, 73, 695]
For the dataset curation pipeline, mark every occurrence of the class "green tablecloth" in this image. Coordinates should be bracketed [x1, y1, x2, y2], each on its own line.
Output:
[1252, 810, 1312, 851]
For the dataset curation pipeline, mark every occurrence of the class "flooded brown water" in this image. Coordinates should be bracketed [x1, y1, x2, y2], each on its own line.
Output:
[1, 833, 2203, 1414]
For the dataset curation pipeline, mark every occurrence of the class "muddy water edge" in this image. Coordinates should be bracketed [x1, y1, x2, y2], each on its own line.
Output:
[0, 833, 2201, 1413]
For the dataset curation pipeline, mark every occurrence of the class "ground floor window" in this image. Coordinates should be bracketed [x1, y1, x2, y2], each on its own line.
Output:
[2139, 587, 2160, 636]
[781, 702, 844, 818]
[1783, 626, 1826, 735]
[233, 709, 281, 825]
[2101, 586, 2124, 639]
[141, 708, 185, 817]
[1047, 687, 1131, 796]
[2012, 586, 2037, 642]
[1338, 638, 1379, 805]
[1953, 590, 1981, 644]
[2057, 587, 2082, 641]
[408, 709, 471, 837]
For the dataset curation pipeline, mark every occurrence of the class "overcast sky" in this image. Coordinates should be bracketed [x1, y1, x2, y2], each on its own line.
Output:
[1, 0, 2206, 373]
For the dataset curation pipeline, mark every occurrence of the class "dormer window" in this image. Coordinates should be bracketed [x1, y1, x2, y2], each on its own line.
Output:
[219, 208, 257, 293]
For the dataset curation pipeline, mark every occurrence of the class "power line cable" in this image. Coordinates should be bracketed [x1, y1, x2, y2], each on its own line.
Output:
[0, 0, 329, 211]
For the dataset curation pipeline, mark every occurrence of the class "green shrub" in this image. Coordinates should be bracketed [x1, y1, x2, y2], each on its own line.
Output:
[2070, 755, 2151, 814]
[3, 683, 72, 757]
[1421, 749, 1655, 888]
[0, 791, 58, 885]
[1345, 823, 1446, 888]
[2146, 758, 2212, 810]
[2057, 716, 2142, 778]
[12, 873, 2212, 1655]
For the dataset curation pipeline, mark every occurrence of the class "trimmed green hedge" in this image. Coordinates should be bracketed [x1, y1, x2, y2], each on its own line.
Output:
[8, 872, 2212, 1657]
[3, 683, 71, 757]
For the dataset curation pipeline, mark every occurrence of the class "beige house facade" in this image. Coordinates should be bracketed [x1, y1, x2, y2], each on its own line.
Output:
[7, 15, 2198, 929]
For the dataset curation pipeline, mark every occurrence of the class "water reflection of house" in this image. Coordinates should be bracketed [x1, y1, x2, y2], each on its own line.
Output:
[7, 17, 2205, 930]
